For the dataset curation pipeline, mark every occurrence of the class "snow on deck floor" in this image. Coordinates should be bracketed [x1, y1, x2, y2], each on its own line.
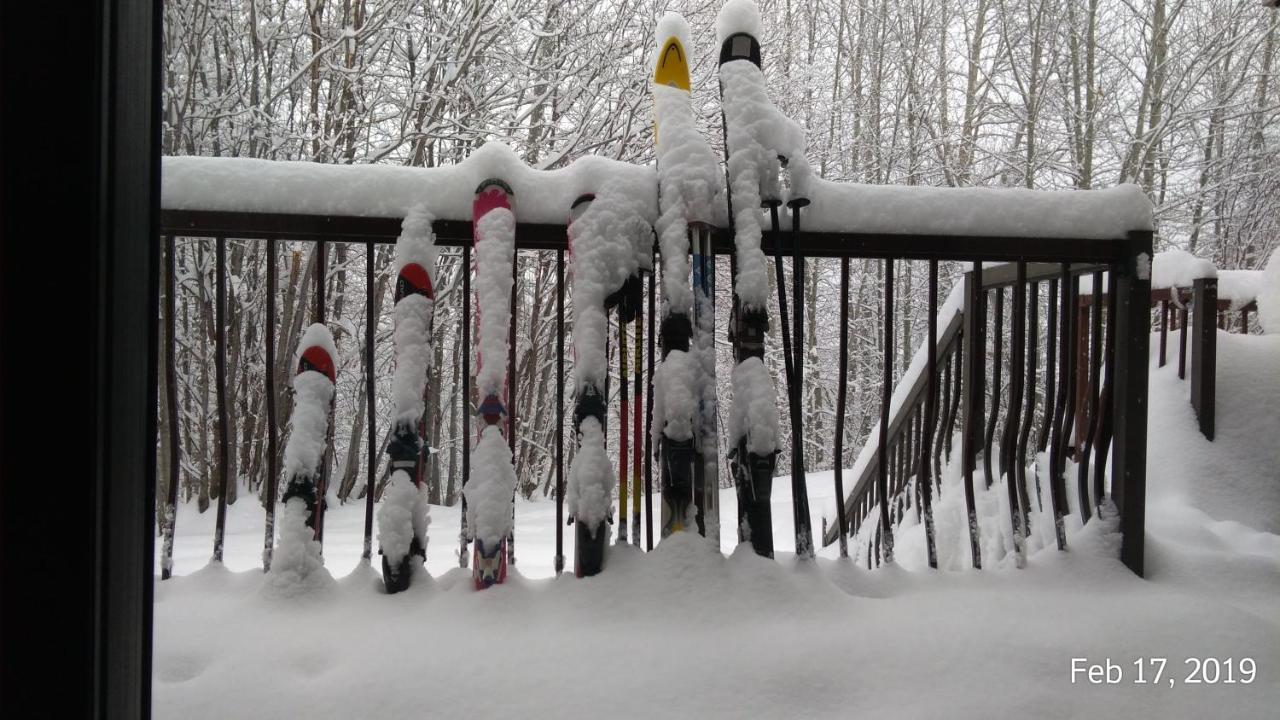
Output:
[155, 334, 1280, 719]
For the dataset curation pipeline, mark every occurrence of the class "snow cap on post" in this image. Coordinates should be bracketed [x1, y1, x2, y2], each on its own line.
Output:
[1151, 248, 1217, 290]
[1258, 247, 1280, 334]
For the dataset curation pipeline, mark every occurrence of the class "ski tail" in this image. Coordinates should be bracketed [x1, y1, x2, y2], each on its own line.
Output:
[631, 285, 643, 547]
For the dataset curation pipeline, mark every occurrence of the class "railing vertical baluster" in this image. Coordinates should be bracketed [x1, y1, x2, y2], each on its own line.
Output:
[984, 287, 1003, 489]
[1240, 309, 1248, 334]
[788, 200, 813, 558]
[555, 248, 565, 574]
[878, 258, 896, 564]
[833, 257, 851, 557]
[918, 260, 938, 569]
[1092, 272, 1118, 517]
[263, 239, 279, 572]
[1178, 300, 1188, 379]
[1077, 271, 1104, 524]
[1114, 232, 1153, 576]
[646, 242, 656, 552]
[1048, 265, 1072, 551]
[1018, 280, 1040, 516]
[932, 351, 949, 495]
[1075, 290, 1090, 450]
[1191, 278, 1217, 440]
[945, 341, 962, 465]
[362, 241, 376, 560]
[911, 410, 921, 524]
[459, 246, 471, 568]
[161, 236, 181, 579]
[960, 263, 983, 568]
[1039, 279, 1059, 453]
[1158, 299, 1169, 367]
[1004, 262, 1027, 565]
[213, 236, 230, 562]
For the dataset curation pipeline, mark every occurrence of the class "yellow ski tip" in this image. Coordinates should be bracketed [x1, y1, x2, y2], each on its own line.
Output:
[653, 37, 690, 91]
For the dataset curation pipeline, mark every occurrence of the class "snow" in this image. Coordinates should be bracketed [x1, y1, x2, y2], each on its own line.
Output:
[1217, 269, 1265, 307]
[801, 179, 1154, 239]
[464, 426, 518, 543]
[155, 378, 1280, 717]
[473, 207, 515, 398]
[161, 142, 658, 225]
[282, 358, 335, 479]
[465, 203, 518, 546]
[1151, 248, 1216, 289]
[263, 498, 333, 599]
[651, 12, 691, 73]
[376, 471, 428, 566]
[295, 322, 338, 379]
[378, 207, 438, 566]
[567, 417, 614, 529]
[1146, 332, 1280, 534]
[728, 357, 778, 455]
[1260, 248, 1280, 333]
[567, 187, 648, 393]
[155, 327, 1280, 716]
[565, 187, 648, 528]
[389, 206, 437, 427]
[715, 0, 762, 47]
[651, 349, 698, 443]
[651, 11, 719, 316]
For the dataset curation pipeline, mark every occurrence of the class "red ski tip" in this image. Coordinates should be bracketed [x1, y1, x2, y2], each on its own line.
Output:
[298, 345, 336, 383]
[396, 262, 434, 301]
[473, 179, 514, 225]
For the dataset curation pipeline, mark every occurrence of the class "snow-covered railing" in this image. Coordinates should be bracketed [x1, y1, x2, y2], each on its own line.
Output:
[1082, 250, 1264, 441]
[154, 167, 1157, 576]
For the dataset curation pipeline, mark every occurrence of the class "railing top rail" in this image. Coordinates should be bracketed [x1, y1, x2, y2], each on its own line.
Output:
[161, 209, 1149, 263]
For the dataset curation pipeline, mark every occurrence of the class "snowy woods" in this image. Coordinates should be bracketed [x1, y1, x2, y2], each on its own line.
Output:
[159, 1, 1279, 520]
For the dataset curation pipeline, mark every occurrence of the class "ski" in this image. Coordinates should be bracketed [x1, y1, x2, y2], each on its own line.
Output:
[271, 323, 337, 583]
[651, 13, 720, 540]
[631, 282, 643, 548]
[567, 191, 648, 576]
[691, 221, 720, 542]
[717, 0, 812, 558]
[377, 207, 437, 594]
[619, 306, 629, 545]
[467, 179, 518, 590]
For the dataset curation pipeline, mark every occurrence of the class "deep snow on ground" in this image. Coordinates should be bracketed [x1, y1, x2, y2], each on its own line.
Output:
[155, 333, 1279, 719]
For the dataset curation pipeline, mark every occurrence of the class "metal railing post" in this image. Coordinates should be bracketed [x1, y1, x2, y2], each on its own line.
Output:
[1113, 232, 1153, 576]
[1191, 278, 1218, 441]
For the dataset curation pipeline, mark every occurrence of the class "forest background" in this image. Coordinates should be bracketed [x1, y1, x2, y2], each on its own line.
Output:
[158, 0, 1278, 520]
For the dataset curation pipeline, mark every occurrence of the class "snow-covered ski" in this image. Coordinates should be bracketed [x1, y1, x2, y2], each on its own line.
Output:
[377, 207, 437, 594]
[466, 179, 518, 590]
[651, 12, 720, 541]
[716, 2, 779, 558]
[567, 190, 649, 576]
[717, 0, 814, 559]
[269, 323, 337, 588]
